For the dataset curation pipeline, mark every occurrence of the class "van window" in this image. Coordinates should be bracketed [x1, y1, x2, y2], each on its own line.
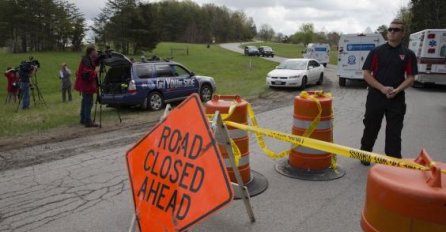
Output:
[315, 47, 327, 52]
[170, 65, 190, 78]
[155, 64, 174, 77]
[135, 64, 153, 79]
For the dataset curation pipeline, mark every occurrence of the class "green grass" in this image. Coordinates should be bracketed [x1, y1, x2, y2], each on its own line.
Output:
[0, 43, 277, 137]
[243, 42, 338, 65]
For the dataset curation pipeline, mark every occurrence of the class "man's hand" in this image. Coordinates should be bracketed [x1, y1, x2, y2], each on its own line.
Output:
[386, 88, 400, 99]
[380, 86, 394, 96]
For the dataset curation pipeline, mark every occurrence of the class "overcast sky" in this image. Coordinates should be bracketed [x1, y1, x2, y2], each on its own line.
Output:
[70, 0, 409, 37]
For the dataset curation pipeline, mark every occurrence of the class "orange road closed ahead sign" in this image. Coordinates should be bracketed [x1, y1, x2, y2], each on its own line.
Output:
[126, 94, 233, 232]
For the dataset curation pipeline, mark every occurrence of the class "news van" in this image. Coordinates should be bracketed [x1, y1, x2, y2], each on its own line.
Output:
[408, 29, 446, 86]
[303, 43, 330, 67]
[337, 33, 385, 86]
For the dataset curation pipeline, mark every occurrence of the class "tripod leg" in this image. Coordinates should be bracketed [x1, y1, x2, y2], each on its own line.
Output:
[16, 92, 22, 112]
[116, 105, 122, 123]
[93, 98, 98, 123]
[30, 87, 37, 106]
[99, 101, 102, 128]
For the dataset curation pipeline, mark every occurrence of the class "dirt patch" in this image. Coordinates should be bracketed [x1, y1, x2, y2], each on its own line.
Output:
[0, 89, 299, 152]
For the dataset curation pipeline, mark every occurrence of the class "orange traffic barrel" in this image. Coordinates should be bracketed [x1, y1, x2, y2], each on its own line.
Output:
[276, 91, 345, 180]
[205, 95, 268, 198]
[361, 149, 446, 232]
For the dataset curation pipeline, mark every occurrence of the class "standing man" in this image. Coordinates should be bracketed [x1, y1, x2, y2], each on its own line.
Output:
[360, 19, 418, 165]
[75, 45, 99, 127]
[18, 62, 34, 109]
[59, 63, 72, 102]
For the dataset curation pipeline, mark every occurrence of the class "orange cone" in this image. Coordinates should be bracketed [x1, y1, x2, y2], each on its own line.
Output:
[205, 95, 268, 198]
[361, 149, 446, 232]
[276, 91, 345, 180]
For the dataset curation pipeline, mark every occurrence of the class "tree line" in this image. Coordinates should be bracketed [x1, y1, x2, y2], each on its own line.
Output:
[1, 0, 444, 54]
[93, 0, 257, 54]
[0, 0, 86, 53]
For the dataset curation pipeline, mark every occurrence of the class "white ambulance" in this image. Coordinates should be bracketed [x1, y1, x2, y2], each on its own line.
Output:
[408, 29, 446, 86]
[337, 33, 385, 87]
[303, 43, 330, 67]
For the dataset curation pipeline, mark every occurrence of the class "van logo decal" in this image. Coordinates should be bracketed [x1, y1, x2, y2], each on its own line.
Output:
[348, 55, 356, 65]
[429, 40, 437, 47]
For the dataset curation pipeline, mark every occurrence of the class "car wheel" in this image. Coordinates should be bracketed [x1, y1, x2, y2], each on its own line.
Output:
[199, 84, 213, 102]
[272, 54, 274, 58]
[300, 76, 307, 90]
[339, 77, 346, 87]
[148, 92, 163, 111]
[316, 73, 324, 85]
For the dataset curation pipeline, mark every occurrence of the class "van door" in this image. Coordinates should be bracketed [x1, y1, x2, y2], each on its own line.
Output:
[169, 64, 198, 96]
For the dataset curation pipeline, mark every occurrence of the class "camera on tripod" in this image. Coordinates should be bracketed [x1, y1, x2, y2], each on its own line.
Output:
[97, 48, 113, 62]
[17, 57, 40, 76]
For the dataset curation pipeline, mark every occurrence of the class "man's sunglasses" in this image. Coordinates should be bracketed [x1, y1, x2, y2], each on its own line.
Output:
[388, 27, 402, 32]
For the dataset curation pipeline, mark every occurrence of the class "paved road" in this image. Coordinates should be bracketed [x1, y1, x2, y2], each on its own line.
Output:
[1, 47, 446, 231]
[220, 42, 287, 63]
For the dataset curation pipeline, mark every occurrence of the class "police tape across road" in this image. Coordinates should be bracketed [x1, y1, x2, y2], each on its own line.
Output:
[223, 120, 446, 174]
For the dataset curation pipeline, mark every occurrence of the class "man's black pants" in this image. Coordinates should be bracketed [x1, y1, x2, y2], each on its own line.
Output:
[360, 90, 406, 158]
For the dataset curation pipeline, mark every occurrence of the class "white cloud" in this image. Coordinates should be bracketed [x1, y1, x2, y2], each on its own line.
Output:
[70, 0, 410, 35]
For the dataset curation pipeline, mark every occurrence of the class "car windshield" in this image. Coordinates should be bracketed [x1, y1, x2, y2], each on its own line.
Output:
[277, 60, 307, 70]
[262, 47, 272, 51]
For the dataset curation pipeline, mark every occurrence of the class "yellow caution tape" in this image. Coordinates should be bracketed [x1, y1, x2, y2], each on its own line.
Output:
[225, 120, 445, 173]
[246, 91, 325, 160]
[229, 138, 241, 167]
[207, 98, 240, 165]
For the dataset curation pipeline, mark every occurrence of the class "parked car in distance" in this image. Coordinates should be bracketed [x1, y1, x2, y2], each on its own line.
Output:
[99, 52, 216, 111]
[258, 46, 275, 57]
[244, 46, 260, 56]
[266, 58, 324, 89]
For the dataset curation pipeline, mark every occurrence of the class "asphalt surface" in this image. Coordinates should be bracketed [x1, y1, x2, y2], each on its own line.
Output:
[1, 45, 445, 232]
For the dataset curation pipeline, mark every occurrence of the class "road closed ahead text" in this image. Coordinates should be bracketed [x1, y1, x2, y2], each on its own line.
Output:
[137, 125, 205, 221]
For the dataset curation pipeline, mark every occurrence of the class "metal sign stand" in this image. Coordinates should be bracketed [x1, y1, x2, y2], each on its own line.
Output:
[128, 106, 255, 232]
[210, 111, 256, 223]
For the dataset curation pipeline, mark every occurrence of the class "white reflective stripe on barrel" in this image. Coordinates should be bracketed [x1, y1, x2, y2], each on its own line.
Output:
[293, 146, 328, 155]
[293, 118, 332, 130]
[224, 155, 250, 167]
[228, 129, 248, 139]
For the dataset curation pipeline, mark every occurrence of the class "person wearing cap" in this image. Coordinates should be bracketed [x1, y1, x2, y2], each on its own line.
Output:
[4, 67, 19, 103]
[59, 63, 72, 102]
[360, 19, 418, 166]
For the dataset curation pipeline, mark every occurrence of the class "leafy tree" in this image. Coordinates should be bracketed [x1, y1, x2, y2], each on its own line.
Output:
[410, 0, 446, 32]
[258, 24, 275, 41]
[326, 32, 340, 46]
[0, 0, 86, 53]
[292, 23, 315, 45]
[376, 25, 388, 40]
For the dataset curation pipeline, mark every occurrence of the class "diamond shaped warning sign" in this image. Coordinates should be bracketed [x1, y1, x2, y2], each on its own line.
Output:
[126, 94, 233, 232]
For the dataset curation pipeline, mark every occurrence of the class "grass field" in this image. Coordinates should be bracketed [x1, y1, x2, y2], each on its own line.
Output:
[243, 42, 339, 65]
[0, 43, 276, 137]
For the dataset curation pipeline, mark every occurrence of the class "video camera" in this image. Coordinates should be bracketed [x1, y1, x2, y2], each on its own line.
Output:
[97, 47, 113, 62]
[16, 56, 40, 75]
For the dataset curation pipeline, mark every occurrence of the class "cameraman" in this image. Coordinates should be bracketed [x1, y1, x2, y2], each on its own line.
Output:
[18, 62, 35, 109]
[74, 45, 99, 127]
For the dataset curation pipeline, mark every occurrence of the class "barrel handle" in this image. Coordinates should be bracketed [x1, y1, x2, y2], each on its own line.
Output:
[212, 95, 242, 103]
[414, 149, 442, 188]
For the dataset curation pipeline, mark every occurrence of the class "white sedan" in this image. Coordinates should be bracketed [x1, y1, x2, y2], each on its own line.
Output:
[266, 58, 324, 89]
